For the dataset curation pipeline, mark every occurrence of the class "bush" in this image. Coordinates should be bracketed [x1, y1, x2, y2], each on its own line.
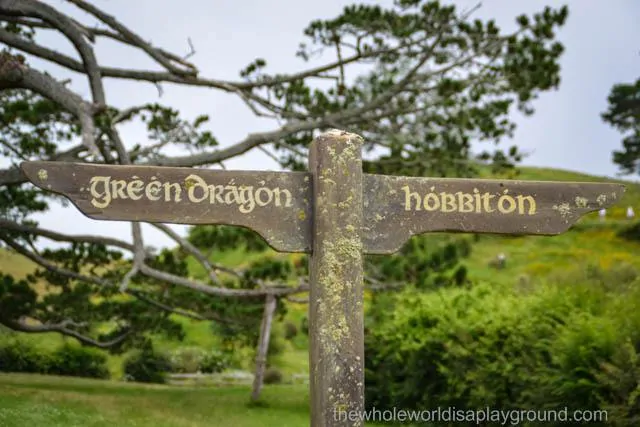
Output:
[263, 367, 283, 384]
[267, 327, 286, 358]
[283, 322, 298, 340]
[200, 349, 229, 374]
[364, 266, 640, 418]
[0, 339, 52, 374]
[595, 338, 640, 426]
[49, 344, 110, 379]
[170, 346, 205, 373]
[617, 221, 640, 242]
[168, 346, 230, 374]
[0, 339, 109, 379]
[365, 284, 563, 410]
[123, 344, 172, 384]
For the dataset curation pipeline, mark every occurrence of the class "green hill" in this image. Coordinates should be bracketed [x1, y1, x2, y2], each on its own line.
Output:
[465, 166, 640, 285]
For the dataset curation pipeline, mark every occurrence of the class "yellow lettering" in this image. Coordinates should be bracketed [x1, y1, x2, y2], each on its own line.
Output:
[224, 185, 240, 204]
[255, 187, 273, 206]
[89, 176, 111, 209]
[163, 182, 182, 202]
[86, 174, 295, 211]
[273, 188, 292, 207]
[398, 185, 537, 216]
[517, 195, 536, 215]
[473, 188, 482, 213]
[127, 178, 144, 200]
[481, 193, 495, 213]
[186, 174, 208, 203]
[423, 193, 440, 211]
[498, 195, 516, 213]
[208, 184, 225, 204]
[238, 186, 255, 213]
[402, 185, 422, 211]
[457, 192, 474, 213]
[111, 179, 128, 199]
[145, 180, 161, 201]
[440, 192, 456, 212]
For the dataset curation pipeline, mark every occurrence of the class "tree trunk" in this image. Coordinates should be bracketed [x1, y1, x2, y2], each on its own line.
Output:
[250, 293, 277, 402]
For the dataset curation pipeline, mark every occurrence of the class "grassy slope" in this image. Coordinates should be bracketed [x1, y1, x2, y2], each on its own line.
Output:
[1, 166, 640, 425]
[0, 374, 309, 427]
[465, 166, 640, 286]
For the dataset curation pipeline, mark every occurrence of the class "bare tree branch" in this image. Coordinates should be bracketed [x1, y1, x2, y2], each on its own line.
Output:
[0, 233, 289, 329]
[0, 0, 105, 104]
[64, 0, 197, 77]
[1, 235, 115, 287]
[128, 289, 253, 326]
[138, 261, 307, 297]
[1, 231, 306, 299]
[0, 15, 195, 69]
[0, 144, 85, 186]
[0, 52, 100, 154]
[0, 218, 140, 252]
[0, 317, 131, 349]
[149, 223, 224, 286]
[0, 15, 423, 92]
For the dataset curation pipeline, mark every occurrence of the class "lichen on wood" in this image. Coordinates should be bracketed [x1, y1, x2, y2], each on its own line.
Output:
[308, 129, 365, 426]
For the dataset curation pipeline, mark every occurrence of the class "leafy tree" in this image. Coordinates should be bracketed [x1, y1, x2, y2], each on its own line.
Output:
[602, 78, 640, 175]
[0, 0, 568, 350]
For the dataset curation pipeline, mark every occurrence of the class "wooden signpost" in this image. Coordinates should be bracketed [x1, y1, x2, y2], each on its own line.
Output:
[21, 129, 625, 426]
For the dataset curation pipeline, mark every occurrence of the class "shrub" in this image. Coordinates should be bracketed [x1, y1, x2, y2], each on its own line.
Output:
[267, 327, 286, 358]
[617, 221, 640, 242]
[123, 344, 172, 384]
[263, 367, 283, 384]
[0, 339, 52, 374]
[300, 316, 309, 336]
[364, 268, 640, 417]
[365, 283, 564, 410]
[0, 339, 109, 379]
[595, 338, 640, 426]
[452, 265, 468, 285]
[49, 344, 110, 379]
[170, 346, 205, 373]
[283, 322, 298, 340]
[200, 349, 229, 374]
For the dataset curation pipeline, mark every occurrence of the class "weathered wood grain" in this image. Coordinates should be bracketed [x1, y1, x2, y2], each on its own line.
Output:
[20, 161, 312, 253]
[22, 161, 625, 255]
[308, 130, 365, 427]
[362, 174, 626, 254]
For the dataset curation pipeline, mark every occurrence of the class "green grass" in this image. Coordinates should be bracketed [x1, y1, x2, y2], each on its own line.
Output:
[460, 221, 640, 284]
[0, 373, 309, 427]
[452, 165, 640, 287]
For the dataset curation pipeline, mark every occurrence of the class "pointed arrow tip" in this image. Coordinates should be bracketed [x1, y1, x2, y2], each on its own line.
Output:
[20, 161, 48, 188]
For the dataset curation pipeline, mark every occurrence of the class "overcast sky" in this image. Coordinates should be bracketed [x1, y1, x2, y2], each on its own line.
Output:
[9, 0, 640, 250]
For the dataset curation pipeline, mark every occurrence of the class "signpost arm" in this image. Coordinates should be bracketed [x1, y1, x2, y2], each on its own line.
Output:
[308, 130, 365, 426]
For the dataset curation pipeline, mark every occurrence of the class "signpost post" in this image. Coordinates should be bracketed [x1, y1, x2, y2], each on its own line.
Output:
[21, 129, 626, 427]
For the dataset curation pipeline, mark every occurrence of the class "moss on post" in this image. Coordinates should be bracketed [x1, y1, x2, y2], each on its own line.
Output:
[308, 129, 365, 426]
